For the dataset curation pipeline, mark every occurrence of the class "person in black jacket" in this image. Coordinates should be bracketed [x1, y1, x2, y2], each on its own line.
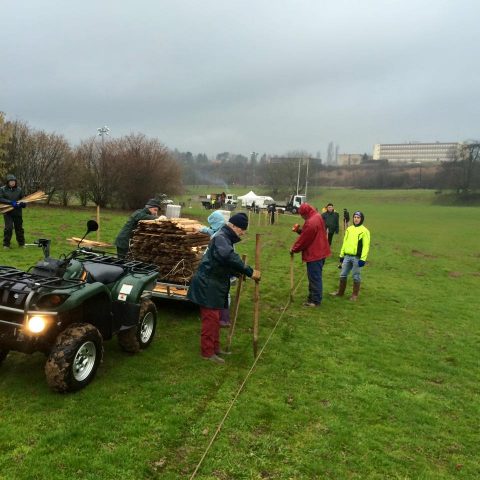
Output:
[0, 174, 26, 249]
[321, 203, 339, 246]
[187, 213, 261, 364]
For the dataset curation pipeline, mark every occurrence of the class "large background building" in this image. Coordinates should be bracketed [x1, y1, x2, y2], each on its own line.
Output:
[373, 142, 459, 163]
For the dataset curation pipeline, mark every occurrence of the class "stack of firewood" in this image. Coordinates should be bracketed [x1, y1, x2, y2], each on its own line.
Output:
[129, 218, 210, 284]
[0, 191, 49, 214]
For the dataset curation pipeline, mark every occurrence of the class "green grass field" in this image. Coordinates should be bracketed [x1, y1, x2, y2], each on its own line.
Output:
[0, 189, 479, 479]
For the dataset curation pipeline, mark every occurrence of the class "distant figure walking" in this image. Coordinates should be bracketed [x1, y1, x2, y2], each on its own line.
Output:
[267, 203, 276, 225]
[343, 208, 350, 231]
[321, 203, 339, 246]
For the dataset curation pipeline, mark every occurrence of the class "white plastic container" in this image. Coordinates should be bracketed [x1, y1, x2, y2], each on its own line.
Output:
[217, 209, 231, 224]
[165, 204, 181, 218]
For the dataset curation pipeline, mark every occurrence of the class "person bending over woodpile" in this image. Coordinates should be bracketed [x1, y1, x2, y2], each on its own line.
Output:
[115, 198, 160, 257]
[187, 213, 261, 364]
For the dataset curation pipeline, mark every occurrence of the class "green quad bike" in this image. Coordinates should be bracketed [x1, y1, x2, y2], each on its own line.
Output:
[0, 221, 159, 392]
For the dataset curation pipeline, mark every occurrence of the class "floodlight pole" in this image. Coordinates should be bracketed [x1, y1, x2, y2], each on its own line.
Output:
[296, 158, 301, 195]
[97, 125, 110, 145]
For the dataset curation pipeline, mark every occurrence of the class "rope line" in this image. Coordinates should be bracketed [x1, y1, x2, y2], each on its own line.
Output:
[189, 271, 306, 479]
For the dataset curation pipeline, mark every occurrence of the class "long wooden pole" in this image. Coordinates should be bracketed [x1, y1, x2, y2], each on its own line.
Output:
[226, 254, 247, 352]
[253, 234, 261, 358]
[96, 205, 100, 241]
[290, 252, 294, 302]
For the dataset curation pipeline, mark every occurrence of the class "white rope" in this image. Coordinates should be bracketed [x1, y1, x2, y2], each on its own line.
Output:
[189, 272, 306, 480]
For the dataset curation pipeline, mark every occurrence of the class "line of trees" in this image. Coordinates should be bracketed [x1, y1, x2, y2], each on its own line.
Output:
[0, 113, 182, 209]
[172, 145, 480, 194]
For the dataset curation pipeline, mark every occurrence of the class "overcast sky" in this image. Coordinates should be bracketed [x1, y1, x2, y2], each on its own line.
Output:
[2, 0, 479, 157]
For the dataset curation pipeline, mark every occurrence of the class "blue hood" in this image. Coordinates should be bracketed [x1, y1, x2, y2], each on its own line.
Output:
[200, 210, 226, 236]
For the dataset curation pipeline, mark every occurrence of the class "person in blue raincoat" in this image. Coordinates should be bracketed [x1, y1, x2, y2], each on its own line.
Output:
[188, 213, 261, 364]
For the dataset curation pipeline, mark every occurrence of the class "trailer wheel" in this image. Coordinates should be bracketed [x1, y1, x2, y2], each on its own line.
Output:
[0, 349, 9, 364]
[118, 299, 157, 353]
[45, 323, 103, 393]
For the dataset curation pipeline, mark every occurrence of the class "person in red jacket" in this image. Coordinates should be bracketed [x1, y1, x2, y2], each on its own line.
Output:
[290, 203, 331, 307]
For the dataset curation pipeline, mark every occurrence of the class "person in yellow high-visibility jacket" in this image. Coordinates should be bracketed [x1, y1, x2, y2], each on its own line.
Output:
[331, 210, 370, 301]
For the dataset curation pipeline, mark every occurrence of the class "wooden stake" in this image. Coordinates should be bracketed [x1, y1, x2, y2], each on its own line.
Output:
[226, 254, 247, 352]
[290, 252, 294, 302]
[253, 233, 261, 358]
[96, 205, 100, 241]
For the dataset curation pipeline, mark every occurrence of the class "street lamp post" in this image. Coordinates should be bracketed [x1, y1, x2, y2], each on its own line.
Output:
[250, 152, 258, 186]
[97, 126, 110, 144]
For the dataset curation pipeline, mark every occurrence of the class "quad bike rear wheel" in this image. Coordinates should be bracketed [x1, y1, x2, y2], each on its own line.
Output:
[45, 323, 103, 393]
[118, 299, 157, 353]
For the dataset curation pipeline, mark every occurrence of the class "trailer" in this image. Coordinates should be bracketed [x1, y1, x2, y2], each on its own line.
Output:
[152, 281, 189, 301]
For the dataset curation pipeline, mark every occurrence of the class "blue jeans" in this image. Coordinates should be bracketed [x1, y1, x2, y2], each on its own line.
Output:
[340, 255, 361, 282]
[306, 259, 325, 305]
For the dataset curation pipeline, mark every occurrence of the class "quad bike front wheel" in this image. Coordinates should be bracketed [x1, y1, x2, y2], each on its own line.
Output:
[0, 349, 9, 364]
[118, 299, 157, 353]
[45, 323, 103, 393]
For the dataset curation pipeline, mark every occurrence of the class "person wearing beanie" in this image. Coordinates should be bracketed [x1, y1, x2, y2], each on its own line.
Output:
[290, 203, 331, 307]
[187, 212, 261, 364]
[0, 174, 27, 249]
[114, 198, 160, 257]
[331, 210, 370, 301]
[321, 203, 340, 246]
[198, 210, 231, 328]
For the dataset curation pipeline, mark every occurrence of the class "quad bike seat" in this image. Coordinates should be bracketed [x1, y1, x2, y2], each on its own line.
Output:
[83, 262, 125, 284]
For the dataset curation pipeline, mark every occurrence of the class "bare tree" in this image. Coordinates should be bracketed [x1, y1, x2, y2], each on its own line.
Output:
[74, 137, 118, 207]
[112, 133, 182, 209]
[0, 112, 13, 177]
[3, 121, 70, 196]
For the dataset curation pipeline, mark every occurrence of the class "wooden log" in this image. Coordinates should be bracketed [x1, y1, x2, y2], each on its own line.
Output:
[226, 254, 247, 352]
[253, 234, 261, 358]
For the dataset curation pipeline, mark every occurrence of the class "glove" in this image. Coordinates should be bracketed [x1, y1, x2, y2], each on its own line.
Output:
[339, 257, 344, 264]
[19, 202, 26, 208]
[251, 269, 261, 282]
[10, 201, 19, 208]
[358, 260, 366, 267]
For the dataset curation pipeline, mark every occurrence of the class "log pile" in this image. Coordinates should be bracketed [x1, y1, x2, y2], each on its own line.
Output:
[129, 218, 210, 284]
[0, 191, 48, 214]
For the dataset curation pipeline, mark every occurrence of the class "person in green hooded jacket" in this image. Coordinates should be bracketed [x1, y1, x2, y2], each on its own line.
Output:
[0, 174, 27, 249]
[115, 198, 160, 257]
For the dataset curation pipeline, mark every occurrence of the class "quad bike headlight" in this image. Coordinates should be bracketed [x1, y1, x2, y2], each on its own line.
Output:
[27, 315, 49, 334]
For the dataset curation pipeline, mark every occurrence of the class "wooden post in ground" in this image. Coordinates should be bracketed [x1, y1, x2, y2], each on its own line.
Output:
[253, 234, 261, 358]
[226, 254, 247, 352]
[96, 205, 100, 241]
[290, 252, 294, 302]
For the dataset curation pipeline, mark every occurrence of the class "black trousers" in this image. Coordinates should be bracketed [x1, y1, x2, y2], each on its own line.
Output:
[3, 213, 25, 246]
[327, 231, 335, 246]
